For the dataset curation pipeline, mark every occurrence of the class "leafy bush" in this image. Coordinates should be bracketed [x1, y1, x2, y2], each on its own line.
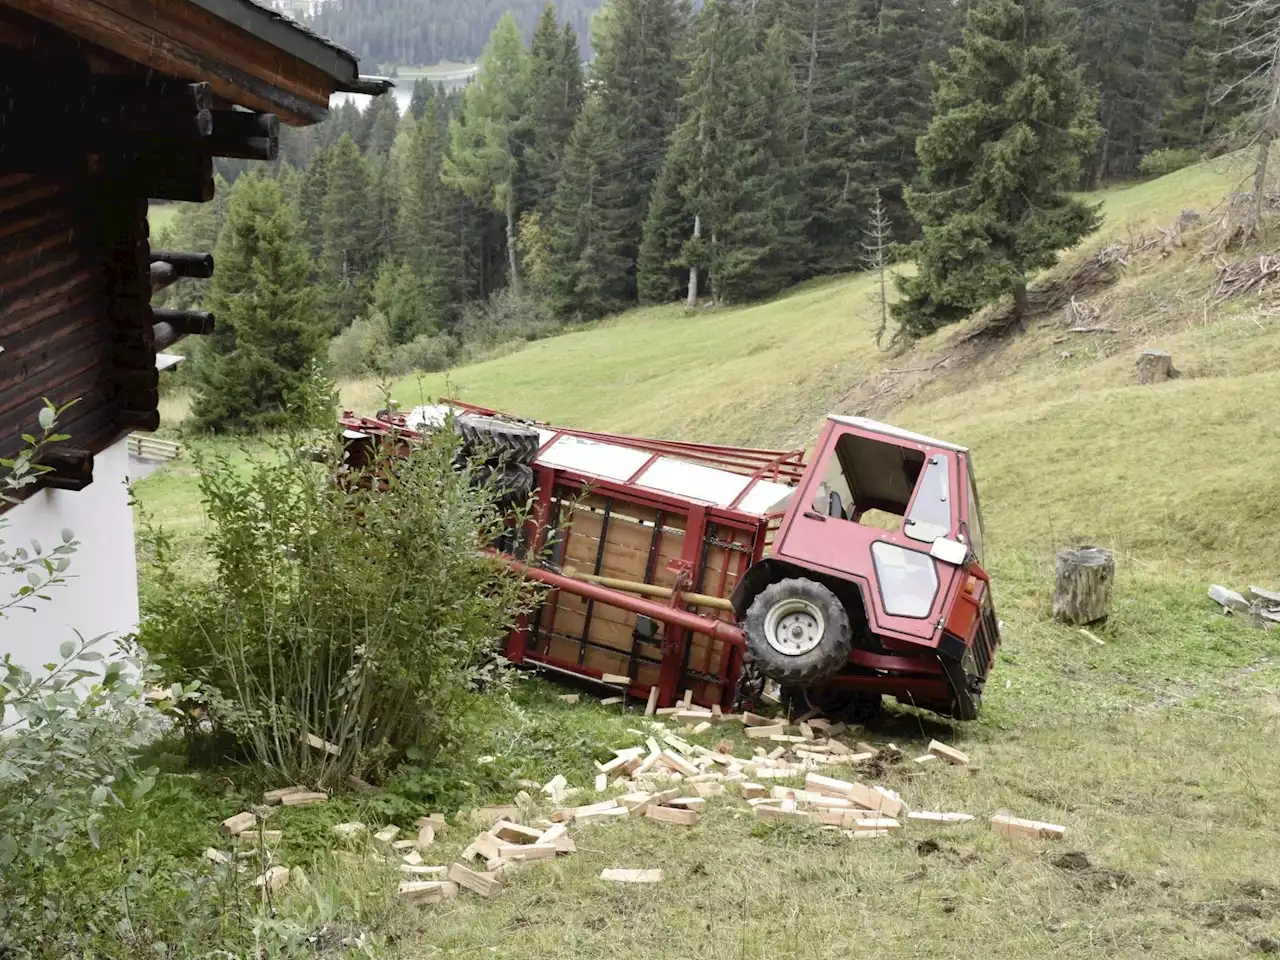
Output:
[140, 412, 538, 785]
[456, 286, 559, 347]
[329, 311, 394, 378]
[1139, 148, 1200, 178]
[0, 402, 186, 953]
[389, 331, 455, 374]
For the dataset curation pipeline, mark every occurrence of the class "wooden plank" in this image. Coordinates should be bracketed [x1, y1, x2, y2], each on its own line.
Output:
[927, 740, 970, 766]
[279, 790, 327, 807]
[990, 814, 1065, 840]
[219, 812, 256, 835]
[448, 861, 502, 898]
[601, 868, 662, 883]
[399, 880, 458, 904]
[644, 686, 659, 717]
[645, 805, 699, 826]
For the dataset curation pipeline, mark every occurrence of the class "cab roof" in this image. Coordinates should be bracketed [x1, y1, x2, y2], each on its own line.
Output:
[827, 415, 969, 454]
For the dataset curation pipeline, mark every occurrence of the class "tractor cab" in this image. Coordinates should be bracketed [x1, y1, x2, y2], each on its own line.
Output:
[733, 416, 998, 721]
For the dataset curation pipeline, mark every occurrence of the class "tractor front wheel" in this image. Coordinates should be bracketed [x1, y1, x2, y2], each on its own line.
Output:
[744, 579, 853, 685]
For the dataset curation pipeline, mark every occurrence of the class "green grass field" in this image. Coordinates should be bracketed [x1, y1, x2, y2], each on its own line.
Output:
[131, 157, 1280, 959]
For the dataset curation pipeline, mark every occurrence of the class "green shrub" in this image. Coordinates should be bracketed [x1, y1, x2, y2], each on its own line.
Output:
[140, 413, 538, 785]
[328, 311, 394, 378]
[389, 331, 456, 374]
[456, 287, 560, 347]
[1139, 148, 1200, 178]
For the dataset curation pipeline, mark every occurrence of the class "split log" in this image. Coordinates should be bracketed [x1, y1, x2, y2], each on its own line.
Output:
[1053, 547, 1115, 625]
[1136, 350, 1180, 385]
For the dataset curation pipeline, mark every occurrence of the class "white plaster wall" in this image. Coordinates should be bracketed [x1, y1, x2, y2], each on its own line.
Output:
[0, 438, 139, 675]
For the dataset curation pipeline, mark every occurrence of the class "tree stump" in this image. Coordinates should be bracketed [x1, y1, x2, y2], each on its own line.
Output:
[1053, 546, 1115, 625]
[1136, 350, 1180, 385]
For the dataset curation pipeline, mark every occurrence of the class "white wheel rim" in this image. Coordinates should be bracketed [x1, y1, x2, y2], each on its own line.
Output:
[764, 597, 825, 656]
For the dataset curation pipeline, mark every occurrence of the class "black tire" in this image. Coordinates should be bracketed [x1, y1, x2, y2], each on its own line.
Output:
[456, 414, 540, 465]
[744, 578, 853, 685]
[474, 461, 535, 505]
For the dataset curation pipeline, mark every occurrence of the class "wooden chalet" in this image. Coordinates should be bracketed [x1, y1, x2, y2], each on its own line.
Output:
[0, 0, 386, 502]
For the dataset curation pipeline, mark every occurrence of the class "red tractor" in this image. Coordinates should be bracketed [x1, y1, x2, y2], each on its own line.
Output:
[339, 403, 999, 723]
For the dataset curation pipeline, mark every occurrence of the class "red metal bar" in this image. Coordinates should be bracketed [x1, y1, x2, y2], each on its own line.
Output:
[504, 556, 746, 647]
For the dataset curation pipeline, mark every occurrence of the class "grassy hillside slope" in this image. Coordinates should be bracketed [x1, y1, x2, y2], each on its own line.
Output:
[134, 157, 1280, 959]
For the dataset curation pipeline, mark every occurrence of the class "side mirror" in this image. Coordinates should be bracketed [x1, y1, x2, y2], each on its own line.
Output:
[930, 537, 969, 566]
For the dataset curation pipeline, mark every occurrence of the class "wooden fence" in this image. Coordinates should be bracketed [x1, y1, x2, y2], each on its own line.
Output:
[127, 434, 183, 461]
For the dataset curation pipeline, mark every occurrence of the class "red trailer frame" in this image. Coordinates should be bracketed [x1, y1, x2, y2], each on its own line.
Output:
[339, 400, 805, 710]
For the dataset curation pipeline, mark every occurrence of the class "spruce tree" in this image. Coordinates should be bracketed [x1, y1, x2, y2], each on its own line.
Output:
[703, 20, 809, 302]
[524, 5, 585, 215]
[321, 134, 376, 328]
[546, 93, 632, 321]
[190, 175, 326, 434]
[365, 94, 402, 156]
[409, 77, 433, 120]
[441, 13, 530, 294]
[586, 0, 691, 299]
[401, 93, 472, 330]
[893, 0, 1102, 336]
[637, 123, 699, 303]
[1160, 0, 1257, 151]
[298, 146, 330, 263]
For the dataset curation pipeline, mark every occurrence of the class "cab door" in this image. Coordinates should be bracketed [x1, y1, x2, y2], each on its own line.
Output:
[772, 421, 963, 647]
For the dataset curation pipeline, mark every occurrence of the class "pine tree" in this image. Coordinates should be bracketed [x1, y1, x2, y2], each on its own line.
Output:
[365, 94, 402, 155]
[298, 146, 330, 262]
[441, 13, 530, 294]
[845, 0, 955, 246]
[703, 20, 810, 302]
[546, 93, 632, 321]
[586, 0, 691, 300]
[190, 175, 326, 433]
[409, 77, 434, 120]
[893, 0, 1102, 335]
[863, 188, 896, 347]
[637, 123, 699, 303]
[524, 5, 586, 215]
[321, 134, 376, 328]
[401, 93, 472, 330]
[1070, 0, 1192, 181]
[1160, 0, 1258, 151]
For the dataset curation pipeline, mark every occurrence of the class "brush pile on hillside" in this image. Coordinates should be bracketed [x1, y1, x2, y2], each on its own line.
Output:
[1210, 584, 1280, 630]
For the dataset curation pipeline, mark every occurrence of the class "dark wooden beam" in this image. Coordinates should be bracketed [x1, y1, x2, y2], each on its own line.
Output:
[153, 308, 215, 350]
[33, 449, 95, 492]
[1, 0, 332, 125]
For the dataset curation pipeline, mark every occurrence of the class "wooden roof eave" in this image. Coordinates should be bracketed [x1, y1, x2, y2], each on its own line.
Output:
[0, 0, 383, 126]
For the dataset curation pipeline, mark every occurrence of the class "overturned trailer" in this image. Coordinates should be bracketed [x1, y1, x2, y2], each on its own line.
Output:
[339, 401, 1000, 722]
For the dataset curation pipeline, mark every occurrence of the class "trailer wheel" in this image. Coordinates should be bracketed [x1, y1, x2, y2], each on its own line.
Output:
[456, 414, 540, 465]
[745, 579, 852, 684]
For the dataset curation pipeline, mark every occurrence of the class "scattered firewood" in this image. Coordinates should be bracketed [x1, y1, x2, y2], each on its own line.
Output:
[416, 824, 435, 849]
[600, 696, 624, 706]
[279, 791, 327, 807]
[926, 741, 970, 766]
[470, 805, 521, 825]
[220, 812, 257, 836]
[741, 712, 773, 726]
[913, 754, 938, 764]
[601, 673, 631, 686]
[203, 847, 230, 864]
[416, 813, 447, 831]
[449, 861, 503, 898]
[558, 694, 581, 704]
[402, 851, 425, 866]
[754, 804, 809, 824]
[682, 689, 693, 708]
[745, 724, 787, 739]
[538, 823, 575, 853]
[644, 687, 659, 717]
[302, 732, 340, 757]
[491, 820, 544, 845]
[373, 826, 400, 844]
[594, 773, 608, 792]
[263, 786, 308, 805]
[991, 813, 1066, 840]
[254, 865, 290, 899]
[666, 797, 707, 811]
[391, 839, 418, 852]
[907, 812, 975, 824]
[399, 880, 458, 904]
[691, 721, 712, 735]
[601, 868, 662, 883]
[400, 864, 449, 877]
[645, 805, 700, 826]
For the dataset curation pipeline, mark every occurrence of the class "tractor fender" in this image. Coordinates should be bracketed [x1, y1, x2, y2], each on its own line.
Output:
[733, 558, 872, 632]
